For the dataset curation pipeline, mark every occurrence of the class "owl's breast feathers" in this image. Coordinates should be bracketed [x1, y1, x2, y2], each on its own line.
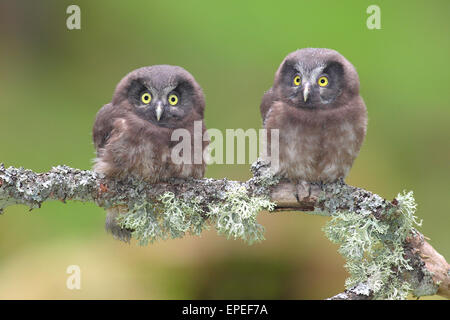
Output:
[263, 97, 367, 182]
[92, 104, 208, 182]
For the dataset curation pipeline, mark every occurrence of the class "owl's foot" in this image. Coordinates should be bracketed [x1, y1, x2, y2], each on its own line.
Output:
[296, 181, 311, 201]
[309, 183, 323, 201]
[295, 181, 323, 202]
[105, 206, 133, 243]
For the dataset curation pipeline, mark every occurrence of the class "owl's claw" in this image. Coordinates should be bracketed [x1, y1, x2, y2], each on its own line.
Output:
[295, 180, 323, 202]
[296, 181, 311, 201]
[309, 183, 323, 201]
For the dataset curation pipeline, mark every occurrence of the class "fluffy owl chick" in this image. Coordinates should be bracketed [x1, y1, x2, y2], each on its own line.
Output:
[92, 65, 208, 241]
[261, 48, 367, 197]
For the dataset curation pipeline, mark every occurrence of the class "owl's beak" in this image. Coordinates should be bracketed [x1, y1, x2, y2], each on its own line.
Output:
[155, 103, 163, 121]
[303, 84, 310, 102]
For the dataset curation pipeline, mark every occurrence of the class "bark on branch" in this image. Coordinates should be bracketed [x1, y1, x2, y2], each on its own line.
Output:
[0, 161, 448, 300]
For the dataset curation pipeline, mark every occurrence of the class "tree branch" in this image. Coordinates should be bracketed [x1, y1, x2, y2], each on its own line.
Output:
[0, 161, 448, 300]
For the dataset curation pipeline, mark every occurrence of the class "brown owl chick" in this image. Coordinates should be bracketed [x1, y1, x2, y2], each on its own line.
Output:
[261, 48, 367, 198]
[92, 65, 208, 241]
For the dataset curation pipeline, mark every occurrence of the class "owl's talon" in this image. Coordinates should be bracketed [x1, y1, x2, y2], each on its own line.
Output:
[295, 181, 323, 202]
[309, 183, 322, 201]
[296, 180, 311, 202]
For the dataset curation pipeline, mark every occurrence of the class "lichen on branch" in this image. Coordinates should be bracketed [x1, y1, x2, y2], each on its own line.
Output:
[0, 160, 448, 300]
[208, 184, 275, 244]
[324, 191, 422, 299]
[119, 182, 275, 245]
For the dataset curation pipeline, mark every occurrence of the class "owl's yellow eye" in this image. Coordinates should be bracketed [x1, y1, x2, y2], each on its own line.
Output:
[293, 75, 301, 86]
[141, 92, 152, 104]
[318, 76, 329, 87]
[168, 94, 178, 106]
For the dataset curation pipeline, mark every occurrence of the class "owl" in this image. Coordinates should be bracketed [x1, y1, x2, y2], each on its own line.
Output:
[260, 48, 367, 198]
[92, 65, 208, 241]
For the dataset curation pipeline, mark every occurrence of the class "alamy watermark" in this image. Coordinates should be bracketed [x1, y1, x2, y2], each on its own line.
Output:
[66, 5, 81, 30]
[366, 5, 381, 30]
[171, 121, 280, 169]
[66, 265, 81, 290]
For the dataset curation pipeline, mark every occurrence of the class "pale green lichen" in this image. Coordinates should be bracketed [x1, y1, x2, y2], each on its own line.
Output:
[208, 184, 275, 245]
[323, 191, 422, 300]
[249, 159, 281, 196]
[117, 192, 207, 246]
[118, 185, 275, 246]
[410, 270, 438, 297]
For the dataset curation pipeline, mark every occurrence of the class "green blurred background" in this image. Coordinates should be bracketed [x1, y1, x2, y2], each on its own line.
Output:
[0, 0, 448, 299]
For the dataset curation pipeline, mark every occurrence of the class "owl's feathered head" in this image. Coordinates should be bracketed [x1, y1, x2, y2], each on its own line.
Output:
[111, 65, 205, 128]
[273, 48, 360, 110]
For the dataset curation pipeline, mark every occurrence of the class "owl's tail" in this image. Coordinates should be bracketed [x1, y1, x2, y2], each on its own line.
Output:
[105, 205, 133, 243]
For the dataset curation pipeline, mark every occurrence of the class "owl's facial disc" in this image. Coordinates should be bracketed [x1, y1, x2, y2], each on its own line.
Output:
[141, 94, 184, 125]
[128, 79, 194, 128]
[278, 59, 344, 109]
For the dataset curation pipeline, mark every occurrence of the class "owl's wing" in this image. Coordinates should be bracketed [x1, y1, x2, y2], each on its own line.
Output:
[260, 88, 274, 126]
[92, 103, 123, 154]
